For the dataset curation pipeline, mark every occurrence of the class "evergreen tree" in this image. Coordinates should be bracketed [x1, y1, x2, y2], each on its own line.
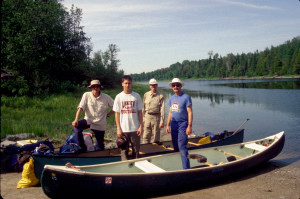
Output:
[292, 50, 300, 75]
[255, 52, 267, 76]
[130, 37, 300, 81]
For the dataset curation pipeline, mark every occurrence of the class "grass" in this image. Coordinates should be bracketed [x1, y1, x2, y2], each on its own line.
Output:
[1, 84, 149, 146]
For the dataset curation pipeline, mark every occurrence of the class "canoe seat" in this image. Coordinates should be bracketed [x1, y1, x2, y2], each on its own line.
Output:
[244, 143, 266, 151]
[135, 160, 165, 173]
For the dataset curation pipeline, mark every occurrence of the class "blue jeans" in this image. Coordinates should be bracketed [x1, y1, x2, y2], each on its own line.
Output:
[72, 119, 105, 152]
[171, 121, 190, 169]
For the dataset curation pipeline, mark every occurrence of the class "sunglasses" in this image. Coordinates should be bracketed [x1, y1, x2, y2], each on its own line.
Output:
[172, 84, 181, 87]
[91, 85, 100, 88]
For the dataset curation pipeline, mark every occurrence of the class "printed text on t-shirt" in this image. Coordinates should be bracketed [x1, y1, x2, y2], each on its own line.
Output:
[171, 102, 180, 112]
[121, 101, 136, 114]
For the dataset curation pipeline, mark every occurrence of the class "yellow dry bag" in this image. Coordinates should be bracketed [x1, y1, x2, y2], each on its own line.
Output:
[17, 158, 39, 188]
[198, 136, 211, 145]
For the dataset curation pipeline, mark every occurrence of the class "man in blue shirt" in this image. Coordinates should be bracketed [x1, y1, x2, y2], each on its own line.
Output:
[166, 78, 193, 169]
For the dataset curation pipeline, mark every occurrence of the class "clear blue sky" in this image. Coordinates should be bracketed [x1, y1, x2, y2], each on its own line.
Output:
[63, 0, 300, 75]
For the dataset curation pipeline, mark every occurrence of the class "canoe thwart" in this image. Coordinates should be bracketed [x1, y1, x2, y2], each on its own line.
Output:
[244, 143, 266, 151]
[134, 160, 165, 173]
[214, 148, 243, 159]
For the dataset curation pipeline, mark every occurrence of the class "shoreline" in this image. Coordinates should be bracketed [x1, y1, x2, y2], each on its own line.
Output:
[183, 75, 300, 81]
[136, 75, 300, 82]
[213, 75, 300, 80]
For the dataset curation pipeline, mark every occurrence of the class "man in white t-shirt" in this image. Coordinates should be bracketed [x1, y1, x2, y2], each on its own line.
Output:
[113, 75, 143, 160]
[72, 80, 114, 152]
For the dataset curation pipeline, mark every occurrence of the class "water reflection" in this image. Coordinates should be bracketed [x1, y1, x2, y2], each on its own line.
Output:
[160, 88, 239, 106]
[157, 79, 300, 118]
[140, 78, 300, 164]
[214, 79, 300, 89]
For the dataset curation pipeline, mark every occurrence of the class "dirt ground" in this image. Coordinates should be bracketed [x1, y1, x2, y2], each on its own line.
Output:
[1, 131, 300, 199]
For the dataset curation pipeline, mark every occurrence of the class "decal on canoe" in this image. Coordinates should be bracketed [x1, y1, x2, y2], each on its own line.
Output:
[51, 173, 57, 180]
[105, 177, 112, 184]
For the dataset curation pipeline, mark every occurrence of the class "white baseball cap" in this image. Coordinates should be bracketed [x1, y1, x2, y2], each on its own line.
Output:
[168, 78, 184, 87]
[149, 78, 157, 85]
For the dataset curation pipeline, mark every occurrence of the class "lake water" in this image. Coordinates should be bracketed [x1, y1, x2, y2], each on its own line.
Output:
[139, 78, 300, 165]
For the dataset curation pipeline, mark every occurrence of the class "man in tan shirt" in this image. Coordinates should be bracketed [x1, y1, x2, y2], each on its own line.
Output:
[142, 78, 165, 144]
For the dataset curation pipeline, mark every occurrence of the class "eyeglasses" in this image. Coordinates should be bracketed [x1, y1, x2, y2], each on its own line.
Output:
[150, 84, 157, 87]
[172, 84, 181, 87]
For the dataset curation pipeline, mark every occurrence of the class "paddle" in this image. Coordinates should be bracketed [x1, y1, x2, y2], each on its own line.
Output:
[152, 142, 174, 150]
[232, 118, 250, 135]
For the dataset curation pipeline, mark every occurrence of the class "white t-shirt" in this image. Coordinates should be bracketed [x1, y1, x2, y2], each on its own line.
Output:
[113, 91, 143, 132]
[78, 92, 114, 131]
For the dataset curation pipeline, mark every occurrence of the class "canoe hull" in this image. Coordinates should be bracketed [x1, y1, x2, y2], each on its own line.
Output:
[41, 132, 284, 198]
[34, 129, 244, 179]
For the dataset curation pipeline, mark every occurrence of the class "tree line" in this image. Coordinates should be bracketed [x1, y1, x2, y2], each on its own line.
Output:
[2, 0, 299, 97]
[131, 36, 300, 81]
[1, 0, 124, 97]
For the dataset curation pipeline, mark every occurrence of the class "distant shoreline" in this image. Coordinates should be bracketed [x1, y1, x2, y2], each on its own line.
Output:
[186, 75, 300, 81]
[215, 75, 300, 80]
[137, 75, 300, 82]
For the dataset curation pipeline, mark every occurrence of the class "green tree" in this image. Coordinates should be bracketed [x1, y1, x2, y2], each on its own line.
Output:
[255, 52, 268, 76]
[89, 50, 106, 81]
[225, 53, 235, 76]
[1, 0, 91, 96]
[271, 53, 283, 75]
[130, 36, 300, 81]
[88, 44, 123, 88]
[104, 44, 122, 87]
[292, 50, 300, 75]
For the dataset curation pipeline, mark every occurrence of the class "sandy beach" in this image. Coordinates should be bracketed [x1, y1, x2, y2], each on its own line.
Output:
[1, 131, 300, 199]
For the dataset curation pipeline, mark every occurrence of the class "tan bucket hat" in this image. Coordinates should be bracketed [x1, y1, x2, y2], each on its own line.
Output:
[168, 78, 184, 87]
[88, 80, 101, 88]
